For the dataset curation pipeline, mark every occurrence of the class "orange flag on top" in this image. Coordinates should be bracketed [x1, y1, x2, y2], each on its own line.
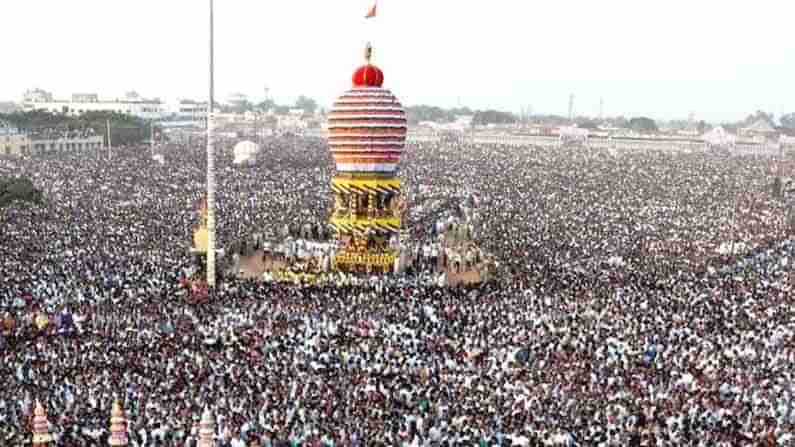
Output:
[365, 2, 377, 18]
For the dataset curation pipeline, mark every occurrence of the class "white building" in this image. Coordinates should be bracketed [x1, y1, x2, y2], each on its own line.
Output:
[171, 100, 208, 121]
[22, 89, 166, 120]
[29, 134, 104, 155]
[0, 121, 31, 157]
[0, 121, 103, 157]
[159, 100, 209, 128]
[23, 88, 53, 103]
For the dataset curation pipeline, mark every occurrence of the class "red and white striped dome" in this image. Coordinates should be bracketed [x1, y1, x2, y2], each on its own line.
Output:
[327, 44, 407, 174]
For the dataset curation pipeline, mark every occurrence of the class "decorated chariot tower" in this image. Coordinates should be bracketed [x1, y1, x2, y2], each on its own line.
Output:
[328, 43, 407, 273]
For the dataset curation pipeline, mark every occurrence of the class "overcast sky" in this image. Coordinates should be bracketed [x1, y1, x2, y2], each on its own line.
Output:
[1, 0, 793, 122]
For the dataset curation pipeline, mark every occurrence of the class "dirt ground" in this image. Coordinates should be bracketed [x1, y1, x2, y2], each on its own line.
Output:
[444, 269, 482, 286]
[234, 249, 486, 286]
[234, 250, 287, 279]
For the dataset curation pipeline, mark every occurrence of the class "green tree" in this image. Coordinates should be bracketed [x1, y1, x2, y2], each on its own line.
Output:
[718, 124, 739, 135]
[664, 120, 690, 131]
[0, 176, 43, 209]
[531, 114, 569, 126]
[230, 100, 255, 114]
[575, 118, 600, 130]
[606, 116, 629, 128]
[294, 95, 318, 114]
[257, 99, 278, 112]
[779, 113, 795, 129]
[627, 117, 658, 133]
[472, 110, 518, 126]
[405, 105, 456, 125]
[742, 110, 775, 127]
[0, 110, 151, 146]
[227, 93, 254, 114]
[273, 104, 290, 115]
[450, 107, 474, 116]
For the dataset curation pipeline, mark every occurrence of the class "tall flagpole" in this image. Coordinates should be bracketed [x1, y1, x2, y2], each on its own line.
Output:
[206, 0, 217, 288]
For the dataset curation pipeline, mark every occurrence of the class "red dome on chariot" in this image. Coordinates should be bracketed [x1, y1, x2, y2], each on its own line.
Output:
[352, 62, 384, 88]
[327, 42, 407, 175]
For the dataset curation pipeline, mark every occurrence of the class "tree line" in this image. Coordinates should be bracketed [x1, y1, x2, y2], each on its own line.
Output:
[0, 176, 43, 210]
[7, 99, 793, 138]
[223, 94, 319, 115]
[405, 106, 520, 127]
[207, 90, 795, 131]
[0, 110, 157, 146]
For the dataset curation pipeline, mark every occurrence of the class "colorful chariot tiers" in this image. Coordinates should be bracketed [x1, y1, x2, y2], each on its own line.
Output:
[327, 42, 408, 274]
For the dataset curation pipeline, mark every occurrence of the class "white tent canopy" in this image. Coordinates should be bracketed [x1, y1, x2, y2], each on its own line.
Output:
[558, 126, 589, 146]
[703, 126, 735, 149]
[232, 141, 260, 165]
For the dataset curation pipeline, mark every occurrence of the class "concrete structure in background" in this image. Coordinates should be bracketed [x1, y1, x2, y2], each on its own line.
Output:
[159, 100, 209, 129]
[0, 120, 103, 157]
[170, 100, 208, 122]
[22, 89, 166, 120]
[29, 133, 104, 155]
[16, 89, 325, 132]
[71, 93, 99, 103]
[0, 120, 31, 157]
[23, 89, 53, 103]
[739, 119, 778, 143]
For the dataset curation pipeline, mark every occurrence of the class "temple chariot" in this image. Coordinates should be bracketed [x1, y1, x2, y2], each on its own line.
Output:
[193, 43, 489, 285]
[327, 42, 408, 274]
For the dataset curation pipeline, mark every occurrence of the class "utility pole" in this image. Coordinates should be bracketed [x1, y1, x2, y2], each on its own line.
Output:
[599, 98, 604, 122]
[107, 119, 112, 159]
[206, 0, 217, 288]
[568, 93, 575, 123]
[255, 112, 261, 146]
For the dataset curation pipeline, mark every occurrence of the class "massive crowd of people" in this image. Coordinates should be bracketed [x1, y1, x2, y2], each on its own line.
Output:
[1, 136, 794, 446]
